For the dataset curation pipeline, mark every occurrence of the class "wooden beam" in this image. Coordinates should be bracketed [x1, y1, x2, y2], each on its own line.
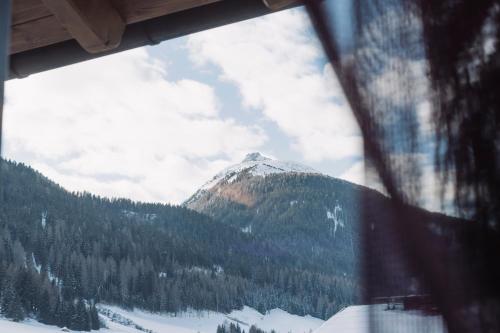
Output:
[10, 0, 222, 55]
[111, 0, 222, 25]
[12, 0, 52, 26]
[10, 0, 294, 78]
[10, 15, 72, 54]
[41, 0, 125, 53]
[262, 0, 298, 11]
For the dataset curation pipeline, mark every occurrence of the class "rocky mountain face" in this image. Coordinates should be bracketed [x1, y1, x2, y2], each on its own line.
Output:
[185, 153, 374, 276]
[184, 153, 465, 297]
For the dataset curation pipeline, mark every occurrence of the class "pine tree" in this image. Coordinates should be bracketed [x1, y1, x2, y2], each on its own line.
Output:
[90, 304, 100, 330]
[1, 280, 25, 322]
[76, 299, 90, 331]
[38, 290, 53, 324]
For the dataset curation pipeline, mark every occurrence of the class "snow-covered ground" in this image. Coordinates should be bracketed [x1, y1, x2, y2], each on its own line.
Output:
[0, 319, 69, 333]
[0, 305, 323, 333]
[314, 305, 447, 333]
[0, 304, 449, 333]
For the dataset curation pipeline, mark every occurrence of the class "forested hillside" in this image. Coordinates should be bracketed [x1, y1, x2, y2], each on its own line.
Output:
[185, 153, 466, 308]
[0, 159, 356, 331]
[186, 172, 367, 276]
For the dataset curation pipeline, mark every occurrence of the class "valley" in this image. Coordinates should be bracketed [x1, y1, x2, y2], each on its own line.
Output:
[0, 153, 459, 332]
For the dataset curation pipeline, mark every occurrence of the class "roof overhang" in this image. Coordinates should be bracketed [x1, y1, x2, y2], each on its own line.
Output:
[8, 0, 301, 79]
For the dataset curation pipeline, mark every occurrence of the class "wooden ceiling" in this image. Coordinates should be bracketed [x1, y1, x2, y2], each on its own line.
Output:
[10, 0, 221, 54]
[10, 0, 297, 55]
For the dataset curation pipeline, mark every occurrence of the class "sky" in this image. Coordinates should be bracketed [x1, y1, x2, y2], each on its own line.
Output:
[2, 7, 365, 205]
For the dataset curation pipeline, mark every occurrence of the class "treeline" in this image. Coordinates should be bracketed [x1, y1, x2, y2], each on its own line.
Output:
[0, 159, 358, 331]
[216, 322, 276, 333]
[0, 263, 99, 330]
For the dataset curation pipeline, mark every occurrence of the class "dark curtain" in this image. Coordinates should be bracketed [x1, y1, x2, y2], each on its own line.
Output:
[307, 0, 500, 332]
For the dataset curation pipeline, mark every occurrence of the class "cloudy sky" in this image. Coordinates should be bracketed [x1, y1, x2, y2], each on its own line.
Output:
[2, 7, 364, 205]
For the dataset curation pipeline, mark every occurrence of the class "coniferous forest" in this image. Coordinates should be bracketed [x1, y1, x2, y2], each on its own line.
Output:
[0, 159, 359, 330]
[0, 158, 463, 331]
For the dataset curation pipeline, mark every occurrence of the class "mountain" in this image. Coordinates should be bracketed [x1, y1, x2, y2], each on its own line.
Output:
[187, 152, 318, 200]
[0, 158, 352, 332]
[0, 155, 464, 332]
[185, 153, 365, 277]
[184, 152, 465, 300]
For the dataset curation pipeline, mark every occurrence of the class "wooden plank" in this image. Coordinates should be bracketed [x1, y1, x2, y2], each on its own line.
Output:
[12, 0, 222, 27]
[10, 15, 72, 54]
[263, 0, 298, 10]
[41, 0, 125, 53]
[9, 0, 225, 55]
[111, 0, 222, 24]
[11, 0, 52, 25]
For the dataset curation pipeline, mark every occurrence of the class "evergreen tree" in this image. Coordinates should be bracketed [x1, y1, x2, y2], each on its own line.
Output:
[38, 289, 54, 325]
[90, 304, 100, 330]
[1, 280, 25, 322]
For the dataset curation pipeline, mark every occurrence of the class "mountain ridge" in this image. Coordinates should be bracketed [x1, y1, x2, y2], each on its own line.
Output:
[0, 156, 466, 333]
[0, 158, 355, 332]
[183, 152, 465, 306]
[185, 153, 320, 206]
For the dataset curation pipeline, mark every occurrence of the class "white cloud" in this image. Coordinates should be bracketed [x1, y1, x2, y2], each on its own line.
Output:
[3, 9, 369, 204]
[187, 8, 362, 163]
[4, 48, 266, 204]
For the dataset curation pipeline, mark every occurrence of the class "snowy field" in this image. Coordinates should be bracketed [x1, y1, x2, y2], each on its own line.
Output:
[0, 304, 448, 333]
[0, 305, 323, 333]
[314, 304, 447, 333]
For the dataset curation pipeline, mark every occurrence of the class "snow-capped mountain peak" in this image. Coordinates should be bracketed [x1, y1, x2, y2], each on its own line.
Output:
[242, 152, 270, 163]
[199, 152, 318, 191]
[183, 153, 319, 207]
[185, 153, 319, 204]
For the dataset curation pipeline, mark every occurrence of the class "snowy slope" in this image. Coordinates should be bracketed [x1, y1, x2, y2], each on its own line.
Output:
[314, 305, 447, 333]
[102, 305, 323, 333]
[0, 319, 69, 333]
[0, 318, 144, 333]
[201, 153, 318, 191]
[185, 152, 318, 206]
[0, 305, 447, 333]
[0, 305, 323, 333]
